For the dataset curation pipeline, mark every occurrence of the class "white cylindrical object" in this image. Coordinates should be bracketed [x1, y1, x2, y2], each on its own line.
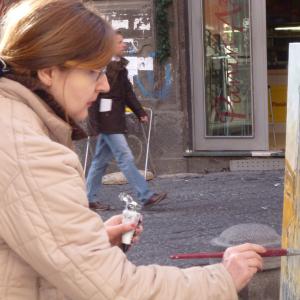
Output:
[122, 209, 141, 245]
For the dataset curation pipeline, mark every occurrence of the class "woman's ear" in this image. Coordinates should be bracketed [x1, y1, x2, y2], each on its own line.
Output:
[37, 68, 55, 87]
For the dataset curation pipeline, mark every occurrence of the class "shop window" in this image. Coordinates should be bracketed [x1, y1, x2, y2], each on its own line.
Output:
[203, 0, 252, 137]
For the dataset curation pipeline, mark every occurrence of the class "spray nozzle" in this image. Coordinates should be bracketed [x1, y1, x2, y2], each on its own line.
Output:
[119, 192, 141, 211]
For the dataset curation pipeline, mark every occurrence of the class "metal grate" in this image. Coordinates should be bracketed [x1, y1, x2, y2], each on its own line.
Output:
[230, 158, 284, 171]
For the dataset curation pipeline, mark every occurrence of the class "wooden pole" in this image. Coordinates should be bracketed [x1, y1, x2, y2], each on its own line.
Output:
[280, 43, 300, 299]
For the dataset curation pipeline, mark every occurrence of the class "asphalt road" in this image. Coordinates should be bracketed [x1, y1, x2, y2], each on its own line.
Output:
[98, 170, 284, 268]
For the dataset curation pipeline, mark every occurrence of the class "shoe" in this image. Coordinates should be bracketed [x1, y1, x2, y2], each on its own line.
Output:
[144, 192, 167, 207]
[89, 201, 111, 211]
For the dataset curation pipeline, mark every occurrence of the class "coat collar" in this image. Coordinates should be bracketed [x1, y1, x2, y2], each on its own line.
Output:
[108, 56, 129, 72]
[0, 77, 73, 147]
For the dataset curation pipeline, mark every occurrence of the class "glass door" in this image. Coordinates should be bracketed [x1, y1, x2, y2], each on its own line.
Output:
[189, 0, 269, 150]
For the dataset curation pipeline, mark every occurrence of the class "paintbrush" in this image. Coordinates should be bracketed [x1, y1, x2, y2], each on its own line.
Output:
[170, 248, 300, 260]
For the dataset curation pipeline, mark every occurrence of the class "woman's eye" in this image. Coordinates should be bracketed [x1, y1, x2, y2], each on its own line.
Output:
[89, 70, 97, 76]
[88, 70, 98, 80]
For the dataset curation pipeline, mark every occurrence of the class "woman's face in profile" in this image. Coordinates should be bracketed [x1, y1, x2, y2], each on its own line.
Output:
[40, 66, 110, 121]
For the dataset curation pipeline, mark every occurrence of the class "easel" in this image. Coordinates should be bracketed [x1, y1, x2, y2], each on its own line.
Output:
[280, 43, 300, 299]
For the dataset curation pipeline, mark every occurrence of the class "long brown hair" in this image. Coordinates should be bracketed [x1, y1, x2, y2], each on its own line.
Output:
[0, 0, 114, 139]
[0, 0, 114, 74]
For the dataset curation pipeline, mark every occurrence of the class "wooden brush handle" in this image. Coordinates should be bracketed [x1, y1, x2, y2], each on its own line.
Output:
[170, 248, 288, 260]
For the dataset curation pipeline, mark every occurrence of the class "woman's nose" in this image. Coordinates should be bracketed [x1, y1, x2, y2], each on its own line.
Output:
[96, 74, 110, 93]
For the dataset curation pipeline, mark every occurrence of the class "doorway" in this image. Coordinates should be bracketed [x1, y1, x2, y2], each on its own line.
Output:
[189, 0, 268, 151]
[266, 0, 300, 151]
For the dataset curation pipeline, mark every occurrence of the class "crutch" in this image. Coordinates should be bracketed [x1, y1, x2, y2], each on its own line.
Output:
[125, 106, 153, 179]
[83, 136, 91, 177]
[140, 107, 153, 178]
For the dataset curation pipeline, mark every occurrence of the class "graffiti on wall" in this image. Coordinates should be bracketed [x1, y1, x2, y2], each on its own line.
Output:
[133, 52, 172, 100]
[125, 51, 172, 100]
[93, 2, 173, 101]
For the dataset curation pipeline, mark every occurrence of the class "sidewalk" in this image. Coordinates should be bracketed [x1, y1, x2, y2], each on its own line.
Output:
[99, 170, 284, 268]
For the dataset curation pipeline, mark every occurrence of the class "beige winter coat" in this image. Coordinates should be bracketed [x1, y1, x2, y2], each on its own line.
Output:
[0, 78, 238, 300]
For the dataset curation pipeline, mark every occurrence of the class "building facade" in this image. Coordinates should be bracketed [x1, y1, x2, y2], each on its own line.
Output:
[89, 0, 280, 174]
[2, 0, 298, 174]
[88, 0, 300, 174]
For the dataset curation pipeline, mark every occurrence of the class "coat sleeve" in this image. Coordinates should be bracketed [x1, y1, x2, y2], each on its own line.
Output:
[123, 69, 147, 119]
[0, 128, 238, 300]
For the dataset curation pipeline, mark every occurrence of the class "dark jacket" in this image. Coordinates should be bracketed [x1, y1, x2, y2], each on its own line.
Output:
[88, 57, 147, 135]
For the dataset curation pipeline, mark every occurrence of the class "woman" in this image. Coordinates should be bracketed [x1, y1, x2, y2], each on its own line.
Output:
[0, 1, 265, 299]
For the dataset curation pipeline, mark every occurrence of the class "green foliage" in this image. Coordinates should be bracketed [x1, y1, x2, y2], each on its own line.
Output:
[155, 0, 172, 64]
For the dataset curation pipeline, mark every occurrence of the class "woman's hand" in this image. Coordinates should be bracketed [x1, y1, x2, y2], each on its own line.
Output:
[104, 214, 143, 247]
[222, 243, 266, 292]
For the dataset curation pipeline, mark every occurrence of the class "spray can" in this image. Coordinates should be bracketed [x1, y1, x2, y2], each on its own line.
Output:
[119, 193, 141, 252]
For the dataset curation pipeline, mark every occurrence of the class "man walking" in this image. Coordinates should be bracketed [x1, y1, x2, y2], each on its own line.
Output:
[87, 31, 167, 211]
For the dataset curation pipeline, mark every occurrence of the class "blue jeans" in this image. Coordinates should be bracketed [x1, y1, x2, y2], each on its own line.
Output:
[86, 134, 154, 204]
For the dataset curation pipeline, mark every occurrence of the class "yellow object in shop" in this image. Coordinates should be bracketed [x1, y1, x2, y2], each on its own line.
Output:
[268, 85, 287, 123]
[125, 107, 133, 114]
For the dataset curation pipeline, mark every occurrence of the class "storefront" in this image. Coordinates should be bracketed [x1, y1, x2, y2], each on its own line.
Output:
[187, 0, 300, 153]
[266, 0, 300, 151]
